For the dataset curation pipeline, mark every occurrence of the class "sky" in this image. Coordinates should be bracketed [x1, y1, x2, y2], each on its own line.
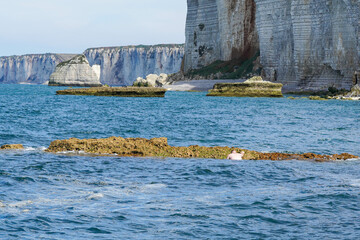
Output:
[0, 0, 187, 57]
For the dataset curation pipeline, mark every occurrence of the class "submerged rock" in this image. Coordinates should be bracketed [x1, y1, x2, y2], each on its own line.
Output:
[56, 87, 166, 97]
[45, 137, 357, 162]
[207, 76, 283, 97]
[133, 73, 169, 87]
[49, 55, 102, 87]
[0, 144, 24, 150]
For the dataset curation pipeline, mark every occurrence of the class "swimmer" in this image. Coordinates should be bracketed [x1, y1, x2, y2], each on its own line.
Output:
[227, 150, 245, 160]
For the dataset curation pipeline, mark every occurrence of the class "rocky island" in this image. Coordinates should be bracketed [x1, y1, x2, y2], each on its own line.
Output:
[207, 76, 283, 97]
[56, 87, 167, 97]
[45, 136, 357, 162]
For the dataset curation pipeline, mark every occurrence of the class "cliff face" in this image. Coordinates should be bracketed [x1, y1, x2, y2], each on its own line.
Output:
[185, 0, 360, 91]
[184, 0, 259, 72]
[255, 0, 360, 91]
[0, 54, 76, 84]
[49, 55, 102, 87]
[84, 45, 184, 86]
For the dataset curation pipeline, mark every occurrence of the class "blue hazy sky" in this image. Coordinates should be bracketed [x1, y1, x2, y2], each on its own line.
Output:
[0, 0, 187, 56]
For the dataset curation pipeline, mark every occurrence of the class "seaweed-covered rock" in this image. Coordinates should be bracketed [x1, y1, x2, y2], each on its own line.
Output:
[45, 136, 357, 161]
[0, 144, 24, 150]
[56, 87, 166, 97]
[207, 76, 283, 97]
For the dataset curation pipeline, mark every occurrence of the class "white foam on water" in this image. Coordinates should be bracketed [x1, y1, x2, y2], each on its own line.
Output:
[86, 193, 104, 200]
[343, 158, 360, 162]
[8, 200, 33, 208]
[140, 183, 167, 193]
[349, 179, 360, 187]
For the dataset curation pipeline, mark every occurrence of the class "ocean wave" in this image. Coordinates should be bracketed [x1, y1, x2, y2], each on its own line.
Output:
[86, 193, 105, 200]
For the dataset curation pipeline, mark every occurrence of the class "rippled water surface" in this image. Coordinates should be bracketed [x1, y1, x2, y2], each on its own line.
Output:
[0, 85, 360, 239]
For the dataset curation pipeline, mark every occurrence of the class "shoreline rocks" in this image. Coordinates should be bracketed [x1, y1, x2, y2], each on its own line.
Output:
[56, 87, 167, 97]
[207, 76, 283, 97]
[45, 137, 357, 162]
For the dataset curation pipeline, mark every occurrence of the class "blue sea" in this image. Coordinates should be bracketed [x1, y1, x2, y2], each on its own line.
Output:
[0, 84, 360, 239]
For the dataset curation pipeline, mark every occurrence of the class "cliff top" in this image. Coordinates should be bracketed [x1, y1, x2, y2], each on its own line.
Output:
[0, 53, 77, 60]
[85, 44, 185, 52]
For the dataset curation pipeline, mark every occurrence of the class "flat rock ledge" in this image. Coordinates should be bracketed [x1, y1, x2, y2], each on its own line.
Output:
[0, 144, 24, 150]
[45, 137, 357, 162]
[56, 87, 167, 97]
[207, 76, 283, 97]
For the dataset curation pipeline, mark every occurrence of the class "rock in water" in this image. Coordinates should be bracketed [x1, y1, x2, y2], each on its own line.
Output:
[207, 76, 283, 97]
[45, 136, 358, 161]
[56, 87, 167, 98]
[0, 144, 24, 150]
[49, 55, 102, 87]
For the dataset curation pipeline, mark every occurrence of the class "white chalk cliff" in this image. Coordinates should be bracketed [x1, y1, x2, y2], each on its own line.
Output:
[49, 55, 102, 87]
[255, 0, 360, 91]
[184, 0, 258, 72]
[84, 44, 184, 86]
[0, 54, 76, 84]
[184, 0, 360, 91]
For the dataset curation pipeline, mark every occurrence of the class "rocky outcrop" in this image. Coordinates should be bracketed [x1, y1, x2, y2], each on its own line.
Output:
[207, 76, 283, 97]
[45, 136, 358, 161]
[49, 55, 102, 87]
[255, 0, 360, 91]
[184, 0, 259, 72]
[84, 44, 184, 86]
[133, 73, 169, 87]
[0, 54, 76, 84]
[56, 87, 167, 98]
[0, 144, 24, 150]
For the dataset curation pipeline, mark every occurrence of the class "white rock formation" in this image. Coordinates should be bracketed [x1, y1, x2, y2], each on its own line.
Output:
[133, 73, 169, 87]
[48, 55, 102, 87]
[84, 44, 184, 86]
[0, 54, 76, 84]
[184, 0, 258, 72]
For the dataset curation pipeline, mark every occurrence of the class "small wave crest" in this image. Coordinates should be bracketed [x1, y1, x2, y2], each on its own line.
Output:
[86, 193, 105, 200]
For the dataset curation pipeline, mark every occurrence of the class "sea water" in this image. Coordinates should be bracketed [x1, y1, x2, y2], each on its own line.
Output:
[0, 84, 359, 239]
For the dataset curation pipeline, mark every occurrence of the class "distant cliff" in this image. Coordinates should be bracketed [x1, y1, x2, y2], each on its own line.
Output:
[0, 54, 76, 84]
[184, 0, 360, 91]
[184, 0, 259, 72]
[256, 0, 360, 91]
[84, 44, 184, 86]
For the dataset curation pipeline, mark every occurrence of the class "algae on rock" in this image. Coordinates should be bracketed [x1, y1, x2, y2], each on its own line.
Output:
[207, 76, 283, 97]
[45, 136, 357, 162]
[0, 144, 24, 150]
[56, 87, 167, 98]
